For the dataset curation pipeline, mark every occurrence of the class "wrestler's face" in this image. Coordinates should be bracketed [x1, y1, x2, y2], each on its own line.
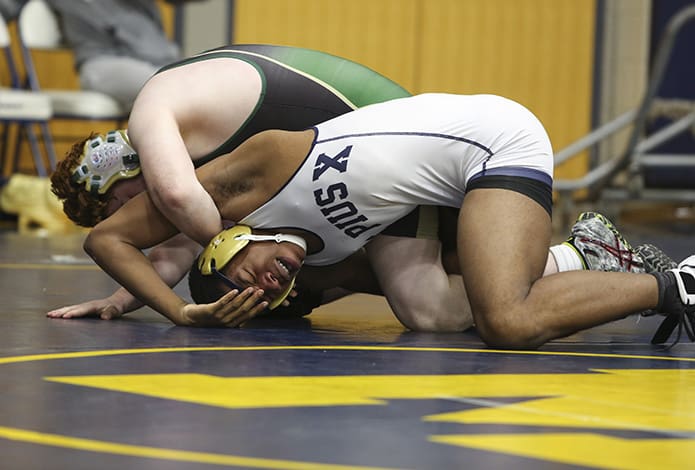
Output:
[104, 175, 148, 217]
[222, 241, 305, 303]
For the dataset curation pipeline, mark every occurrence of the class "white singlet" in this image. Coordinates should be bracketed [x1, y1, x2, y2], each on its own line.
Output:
[240, 93, 554, 266]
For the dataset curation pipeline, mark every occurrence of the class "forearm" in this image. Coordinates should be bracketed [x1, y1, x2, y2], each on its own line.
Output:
[84, 227, 187, 325]
[129, 111, 223, 246]
[149, 183, 223, 247]
[107, 237, 198, 314]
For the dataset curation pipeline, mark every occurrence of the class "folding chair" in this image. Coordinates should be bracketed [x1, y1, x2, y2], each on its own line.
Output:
[0, 10, 53, 176]
[16, 0, 129, 171]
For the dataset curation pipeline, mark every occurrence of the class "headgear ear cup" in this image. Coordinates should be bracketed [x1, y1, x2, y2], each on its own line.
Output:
[198, 225, 305, 310]
[198, 225, 253, 275]
[72, 130, 140, 195]
[268, 278, 296, 310]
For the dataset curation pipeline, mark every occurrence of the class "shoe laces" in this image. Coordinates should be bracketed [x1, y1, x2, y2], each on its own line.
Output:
[651, 309, 695, 349]
[576, 235, 644, 271]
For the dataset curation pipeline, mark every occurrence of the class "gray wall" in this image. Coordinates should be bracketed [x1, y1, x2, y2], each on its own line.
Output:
[180, 0, 231, 57]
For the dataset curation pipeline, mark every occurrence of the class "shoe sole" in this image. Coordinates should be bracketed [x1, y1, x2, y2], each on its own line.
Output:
[635, 243, 677, 273]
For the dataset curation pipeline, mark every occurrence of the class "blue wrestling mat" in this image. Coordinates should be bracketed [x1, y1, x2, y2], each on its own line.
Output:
[0, 232, 693, 470]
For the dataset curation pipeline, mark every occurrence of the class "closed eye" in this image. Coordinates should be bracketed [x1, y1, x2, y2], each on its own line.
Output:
[234, 269, 256, 289]
[244, 269, 257, 284]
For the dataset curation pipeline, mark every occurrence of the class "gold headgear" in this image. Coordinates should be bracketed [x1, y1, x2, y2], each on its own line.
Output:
[198, 225, 307, 310]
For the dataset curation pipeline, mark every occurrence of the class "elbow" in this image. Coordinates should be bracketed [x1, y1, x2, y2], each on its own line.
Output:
[83, 227, 102, 261]
[150, 185, 190, 214]
[83, 225, 115, 264]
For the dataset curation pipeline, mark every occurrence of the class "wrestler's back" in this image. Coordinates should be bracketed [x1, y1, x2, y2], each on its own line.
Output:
[241, 93, 554, 266]
[130, 56, 261, 161]
[311, 93, 553, 209]
[132, 45, 411, 165]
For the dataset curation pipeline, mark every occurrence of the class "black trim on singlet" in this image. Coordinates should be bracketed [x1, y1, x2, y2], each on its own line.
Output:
[191, 48, 356, 166]
[379, 205, 439, 239]
[466, 175, 553, 217]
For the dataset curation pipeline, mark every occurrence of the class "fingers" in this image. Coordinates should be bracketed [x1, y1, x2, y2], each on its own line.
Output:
[47, 302, 122, 320]
[46, 306, 68, 318]
[226, 298, 268, 328]
[180, 288, 269, 327]
[46, 305, 91, 319]
[280, 287, 299, 307]
[217, 287, 267, 327]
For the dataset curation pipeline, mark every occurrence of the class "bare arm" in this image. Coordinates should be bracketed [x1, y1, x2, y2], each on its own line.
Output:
[47, 234, 200, 319]
[128, 103, 222, 247]
[83, 190, 266, 325]
[84, 191, 188, 322]
[366, 235, 473, 332]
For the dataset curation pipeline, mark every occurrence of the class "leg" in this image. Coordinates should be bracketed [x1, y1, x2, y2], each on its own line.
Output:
[445, 207, 648, 277]
[458, 188, 660, 349]
[367, 235, 473, 332]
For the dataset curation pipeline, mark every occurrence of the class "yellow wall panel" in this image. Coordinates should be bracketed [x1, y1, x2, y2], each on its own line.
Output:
[416, 0, 596, 178]
[234, 0, 596, 180]
[233, 0, 419, 91]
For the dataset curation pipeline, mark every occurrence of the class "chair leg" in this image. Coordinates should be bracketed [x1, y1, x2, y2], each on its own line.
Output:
[12, 124, 24, 174]
[39, 121, 57, 171]
[0, 122, 9, 175]
[15, 123, 47, 176]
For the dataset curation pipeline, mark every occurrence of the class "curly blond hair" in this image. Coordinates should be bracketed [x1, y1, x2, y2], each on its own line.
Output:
[49, 134, 110, 227]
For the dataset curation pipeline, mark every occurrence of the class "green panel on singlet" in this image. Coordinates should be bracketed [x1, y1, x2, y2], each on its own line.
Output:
[158, 44, 411, 107]
[239, 44, 412, 105]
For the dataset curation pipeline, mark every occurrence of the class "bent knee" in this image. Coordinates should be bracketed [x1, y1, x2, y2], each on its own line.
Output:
[473, 307, 545, 350]
[395, 305, 472, 333]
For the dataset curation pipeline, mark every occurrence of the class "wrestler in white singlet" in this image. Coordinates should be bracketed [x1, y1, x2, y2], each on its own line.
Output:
[240, 93, 554, 266]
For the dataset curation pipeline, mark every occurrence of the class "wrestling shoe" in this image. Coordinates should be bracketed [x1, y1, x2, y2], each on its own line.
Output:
[635, 243, 677, 273]
[565, 212, 645, 273]
[650, 255, 695, 347]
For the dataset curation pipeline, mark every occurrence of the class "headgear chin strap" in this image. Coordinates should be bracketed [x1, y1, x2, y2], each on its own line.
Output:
[71, 129, 140, 195]
[197, 225, 307, 310]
